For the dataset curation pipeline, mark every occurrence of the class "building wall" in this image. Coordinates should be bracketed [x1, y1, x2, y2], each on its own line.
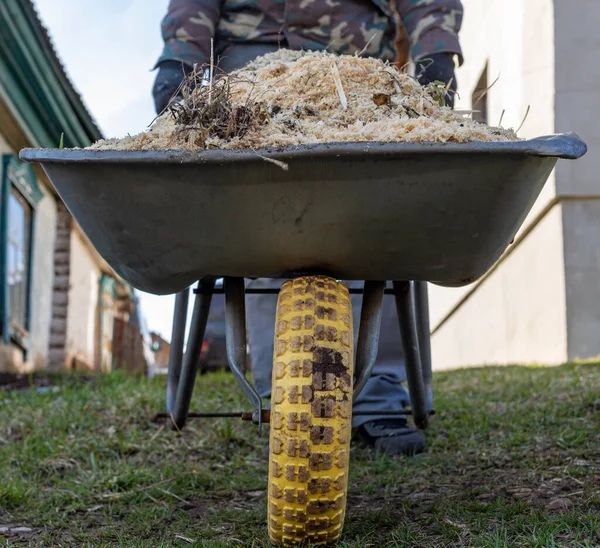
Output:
[0, 132, 11, 153]
[553, 0, 600, 362]
[0, 135, 56, 371]
[47, 202, 72, 370]
[554, 0, 599, 198]
[562, 200, 600, 361]
[0, 135, 12, 369]
[29, 185, 57, 368]
[150, 333, 170, 369]
[429, 0, 565, 368]
[66, 230, 100, 368]
[432, 206, 568, 368]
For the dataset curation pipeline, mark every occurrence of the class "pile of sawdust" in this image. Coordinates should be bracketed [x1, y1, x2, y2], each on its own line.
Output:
[90, 49, 517, 151]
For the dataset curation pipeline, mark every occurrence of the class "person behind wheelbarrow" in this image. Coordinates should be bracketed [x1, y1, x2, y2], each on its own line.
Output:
[153, 0, 464, 456]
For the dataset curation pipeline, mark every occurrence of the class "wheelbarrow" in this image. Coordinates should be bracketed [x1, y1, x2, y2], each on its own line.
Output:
[20, 133, 587, 545]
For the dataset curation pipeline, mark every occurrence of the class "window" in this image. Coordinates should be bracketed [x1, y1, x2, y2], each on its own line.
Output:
[1, 155, 42, 349]
[7, 189, 31, 335]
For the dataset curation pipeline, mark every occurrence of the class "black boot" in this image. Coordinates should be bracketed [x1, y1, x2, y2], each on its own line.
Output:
[356, 418, 426, 456]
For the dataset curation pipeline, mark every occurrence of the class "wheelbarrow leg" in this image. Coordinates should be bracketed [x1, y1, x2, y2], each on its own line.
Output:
[393, 281, 429, 430]
[353, 281, 386, 398]
[224, 277, 263, 434]
[413, 281, 433, 411]
[171, 278, 215, 430]
[166, 288, 190, 414]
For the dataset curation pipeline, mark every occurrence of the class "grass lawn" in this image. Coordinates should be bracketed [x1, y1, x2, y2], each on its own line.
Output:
[0, 362, 599, 547]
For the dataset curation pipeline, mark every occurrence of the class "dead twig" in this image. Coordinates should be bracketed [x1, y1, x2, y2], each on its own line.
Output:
[331, 61, 348, 111]
[166, 64, 269, 148]
[515, 105, 531, 133]
[251, 149, 289, 171]
[157, 487, 191, 506]
[175, 535, 196, 544]
[209, 38, 214, 106]
[356, 33, 377, 57]
[473, 74, 500, 109]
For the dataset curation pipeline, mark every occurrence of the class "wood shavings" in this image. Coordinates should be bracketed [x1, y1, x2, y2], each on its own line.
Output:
[90, 49, 518, 152]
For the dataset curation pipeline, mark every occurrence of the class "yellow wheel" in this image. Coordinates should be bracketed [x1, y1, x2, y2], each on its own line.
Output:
[268, 275, 354, 546]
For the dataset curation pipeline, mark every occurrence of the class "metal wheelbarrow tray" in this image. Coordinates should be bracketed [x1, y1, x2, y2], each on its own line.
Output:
[20, 133, 586, 295]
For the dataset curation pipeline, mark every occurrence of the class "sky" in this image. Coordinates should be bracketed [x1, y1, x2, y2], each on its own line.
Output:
[33, 0, 185, 341]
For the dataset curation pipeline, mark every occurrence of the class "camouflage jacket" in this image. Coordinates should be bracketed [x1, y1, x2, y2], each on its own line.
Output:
[155, 0, 463, 69]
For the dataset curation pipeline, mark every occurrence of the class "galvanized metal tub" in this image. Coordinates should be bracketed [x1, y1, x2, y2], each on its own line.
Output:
[20, 133, 587, 295]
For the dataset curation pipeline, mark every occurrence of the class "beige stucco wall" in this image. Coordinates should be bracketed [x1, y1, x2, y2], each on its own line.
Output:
[66, 230, 100, 368]
[554, 0, 599, 198]
[561, 200, 600, 361]
[0, 132, 11, 153]
[29, 186, 57, 368]
[432, 205, 568, 368]
[553, 0, 600, 361]
[428, 0, 567, 368]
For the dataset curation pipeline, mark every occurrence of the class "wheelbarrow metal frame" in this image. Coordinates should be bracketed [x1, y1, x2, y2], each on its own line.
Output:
[166, 277, 433, 433]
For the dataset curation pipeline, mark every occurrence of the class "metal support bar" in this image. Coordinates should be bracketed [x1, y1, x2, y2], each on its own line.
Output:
[156, 411, 245, 420]
[195, 286, 398, 295]
[349, 409, 435, 417]
[393, 281, 429, 430]
[171, 278, 215, 430]
[153, 408, 435, 423]
[413, 281, 433, 411]
[166, 288, 189, 414]
[353, 281, 385, 397]
[224, 277, 264, 435]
